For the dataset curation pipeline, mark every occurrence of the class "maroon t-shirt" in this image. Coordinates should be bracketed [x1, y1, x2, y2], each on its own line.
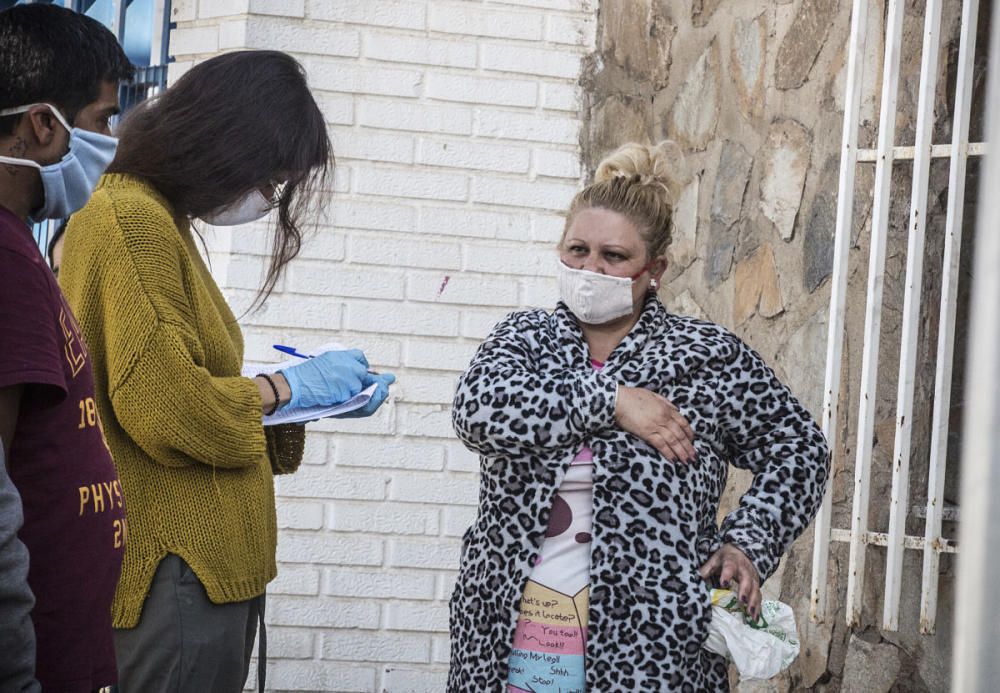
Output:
[0, 206, 124, 691]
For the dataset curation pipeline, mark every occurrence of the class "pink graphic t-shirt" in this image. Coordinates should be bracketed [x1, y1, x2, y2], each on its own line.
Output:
[507, 360, 603, 693]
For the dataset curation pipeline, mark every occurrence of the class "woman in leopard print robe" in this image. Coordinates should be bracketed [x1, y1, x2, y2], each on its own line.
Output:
[449, 143, 830, 692]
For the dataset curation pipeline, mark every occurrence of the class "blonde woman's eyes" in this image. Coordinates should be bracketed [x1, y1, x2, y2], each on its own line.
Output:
[566, 245, 625, 261]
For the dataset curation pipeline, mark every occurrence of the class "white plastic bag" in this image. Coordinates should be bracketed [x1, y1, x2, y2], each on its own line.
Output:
[702, 588, 800, 680]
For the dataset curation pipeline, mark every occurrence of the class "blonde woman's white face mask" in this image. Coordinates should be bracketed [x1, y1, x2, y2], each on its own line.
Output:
[558, 260, 645, 324]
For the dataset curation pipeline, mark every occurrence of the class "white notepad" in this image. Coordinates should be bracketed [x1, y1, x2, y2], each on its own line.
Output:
[243, 342, 377, 426]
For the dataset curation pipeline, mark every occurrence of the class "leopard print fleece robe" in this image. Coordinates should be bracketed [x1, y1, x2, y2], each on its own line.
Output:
[449, 296, 830, 691]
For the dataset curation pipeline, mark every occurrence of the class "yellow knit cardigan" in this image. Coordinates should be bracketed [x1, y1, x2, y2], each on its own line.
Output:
[60, 174, 304, 628]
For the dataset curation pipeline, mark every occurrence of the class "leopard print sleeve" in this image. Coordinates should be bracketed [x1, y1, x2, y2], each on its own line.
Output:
[452, 310, 618, 458]
[713, 333, 831, 582]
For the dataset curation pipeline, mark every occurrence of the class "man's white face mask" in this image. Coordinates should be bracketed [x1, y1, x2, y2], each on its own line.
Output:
[557, 260, 648, 325]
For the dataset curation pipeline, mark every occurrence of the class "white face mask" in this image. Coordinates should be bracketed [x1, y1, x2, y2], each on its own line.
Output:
[200, 189, 272, 226]
[558, 260, 643, 324]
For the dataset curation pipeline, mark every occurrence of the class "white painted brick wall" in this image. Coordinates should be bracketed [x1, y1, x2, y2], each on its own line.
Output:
[168, 1, 594, 690]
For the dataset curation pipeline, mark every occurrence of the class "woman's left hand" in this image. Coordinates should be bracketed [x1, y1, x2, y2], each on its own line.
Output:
[333, 372, 396, 419]
[698, 543, 762, 620]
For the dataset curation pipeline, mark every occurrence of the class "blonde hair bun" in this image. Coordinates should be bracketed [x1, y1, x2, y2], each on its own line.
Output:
[593, 140, 685, 206]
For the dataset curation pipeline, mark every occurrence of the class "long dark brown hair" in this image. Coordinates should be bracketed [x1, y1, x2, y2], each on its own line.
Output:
[109, 50, 333, 305]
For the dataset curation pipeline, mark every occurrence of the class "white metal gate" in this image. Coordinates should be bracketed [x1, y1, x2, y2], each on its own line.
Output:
[810, 0, 986, 634]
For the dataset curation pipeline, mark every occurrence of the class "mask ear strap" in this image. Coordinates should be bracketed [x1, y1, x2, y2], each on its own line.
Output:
[40, 104, 72, 133]
[0, 154, 42, 171]
[0, 105, 31, 118]
[0, 103, 71, 133]
[256, 188, 275, 208]
[629, 264, 651, 281]
[633, 256, 670, 282]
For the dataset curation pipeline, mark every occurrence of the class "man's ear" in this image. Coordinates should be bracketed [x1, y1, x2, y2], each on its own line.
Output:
[25, 108, 63, 148]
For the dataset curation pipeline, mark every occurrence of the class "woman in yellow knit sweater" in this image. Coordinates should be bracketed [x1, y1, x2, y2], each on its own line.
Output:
[59, 51, 394, 692]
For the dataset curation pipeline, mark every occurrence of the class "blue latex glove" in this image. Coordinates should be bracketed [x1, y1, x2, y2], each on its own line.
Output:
[281, 349, 369, 409]
[335, 372, 396, 419]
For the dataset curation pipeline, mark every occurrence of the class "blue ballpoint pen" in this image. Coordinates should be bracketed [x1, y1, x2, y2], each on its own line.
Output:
[273, 344, 380, 375]
[273, 344, 311, 359]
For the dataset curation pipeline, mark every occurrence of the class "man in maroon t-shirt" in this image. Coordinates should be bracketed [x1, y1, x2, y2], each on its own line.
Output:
[0, 6, 133, 691]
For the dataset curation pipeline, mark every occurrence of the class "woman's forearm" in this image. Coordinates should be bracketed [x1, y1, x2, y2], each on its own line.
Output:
[254, 373, 292, 415]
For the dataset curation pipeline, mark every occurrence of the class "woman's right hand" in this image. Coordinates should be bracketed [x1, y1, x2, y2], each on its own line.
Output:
[614, 385, 697, 463]
[280, 349, 370, 409]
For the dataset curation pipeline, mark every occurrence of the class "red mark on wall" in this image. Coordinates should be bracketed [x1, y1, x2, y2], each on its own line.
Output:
[437, 275, 451, 297]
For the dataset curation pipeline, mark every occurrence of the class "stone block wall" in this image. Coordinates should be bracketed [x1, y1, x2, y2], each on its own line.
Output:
[167, 1, 597, 691]
[581, 1, 991, 691]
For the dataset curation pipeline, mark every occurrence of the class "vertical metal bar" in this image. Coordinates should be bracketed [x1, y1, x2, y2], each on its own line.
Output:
[952, 0, 1000, 684]
[34, 220, 52, 258]
[159, 0, 172, 66]
[110, 0, 126, 41]
[810, 0, 869, 624]
[882, 0, 944, 632]
[921, 0, 979, 635]
[150, 0, 167, 67]
[846, 0, 907, 628]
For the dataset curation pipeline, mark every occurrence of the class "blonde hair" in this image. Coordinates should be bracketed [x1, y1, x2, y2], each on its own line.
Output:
[564, 141, 684, 259]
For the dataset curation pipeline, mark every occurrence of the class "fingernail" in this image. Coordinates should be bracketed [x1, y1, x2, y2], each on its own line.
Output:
[740, 595, 748, 604]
